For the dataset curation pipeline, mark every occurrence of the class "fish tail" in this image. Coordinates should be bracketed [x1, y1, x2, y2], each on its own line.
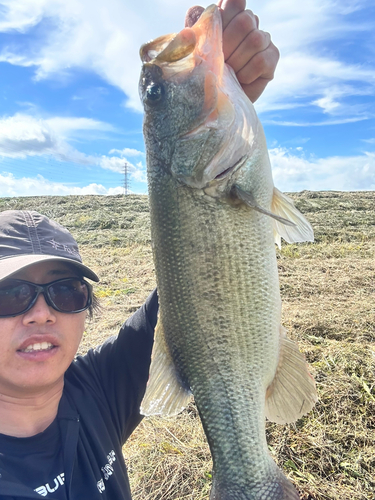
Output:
[209, 471, 300, 500]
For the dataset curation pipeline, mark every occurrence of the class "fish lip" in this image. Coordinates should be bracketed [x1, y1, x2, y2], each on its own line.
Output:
[17, 335, 60, 352]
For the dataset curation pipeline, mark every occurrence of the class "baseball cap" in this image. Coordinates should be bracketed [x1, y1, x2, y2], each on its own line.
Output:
[0, 210, 99, 282]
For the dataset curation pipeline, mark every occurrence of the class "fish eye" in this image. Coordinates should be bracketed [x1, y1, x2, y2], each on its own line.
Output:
[146, 83, 164, 103]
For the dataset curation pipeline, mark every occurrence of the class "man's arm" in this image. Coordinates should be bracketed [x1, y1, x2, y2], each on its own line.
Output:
[74, 289, 159, 443]
[185, 0, 279, 103]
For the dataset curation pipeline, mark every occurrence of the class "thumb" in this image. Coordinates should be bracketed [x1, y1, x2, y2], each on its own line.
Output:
[185, 5, 204, 27]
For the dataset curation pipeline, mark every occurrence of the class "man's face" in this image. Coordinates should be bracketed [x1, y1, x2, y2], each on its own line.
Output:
[0, 261, 87, 398]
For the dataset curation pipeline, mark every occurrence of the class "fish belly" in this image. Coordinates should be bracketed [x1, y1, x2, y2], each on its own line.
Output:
[149, 174, 296, 498]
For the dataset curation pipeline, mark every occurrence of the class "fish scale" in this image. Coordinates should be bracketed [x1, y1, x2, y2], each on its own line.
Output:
[148, 174, 283, 492]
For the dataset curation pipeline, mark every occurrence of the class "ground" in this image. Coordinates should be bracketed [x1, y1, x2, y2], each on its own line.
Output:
[1, 191, 374, 500]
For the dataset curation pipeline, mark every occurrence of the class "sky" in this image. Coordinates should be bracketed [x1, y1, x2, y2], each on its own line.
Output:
[0, 0, 374, 197]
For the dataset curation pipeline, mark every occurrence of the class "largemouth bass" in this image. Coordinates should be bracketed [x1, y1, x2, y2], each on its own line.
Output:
[139, 5, 317, 500]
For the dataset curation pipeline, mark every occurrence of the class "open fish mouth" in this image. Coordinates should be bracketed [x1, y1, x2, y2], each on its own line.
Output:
[140, 30, 196, 66]
[140, 5, 222, 76]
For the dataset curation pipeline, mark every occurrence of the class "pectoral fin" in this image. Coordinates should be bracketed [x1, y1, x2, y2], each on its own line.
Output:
[271, 188, 314, 248]
[140, 318, 192, 416]
[233, 185, 296, 227]
[265, 326, 318, 424]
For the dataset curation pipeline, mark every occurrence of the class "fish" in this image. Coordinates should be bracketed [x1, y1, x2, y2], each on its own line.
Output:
[138, 5, 317, 500]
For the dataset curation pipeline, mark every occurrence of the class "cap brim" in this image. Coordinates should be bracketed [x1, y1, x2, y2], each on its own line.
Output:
[0, 255, 99, 282]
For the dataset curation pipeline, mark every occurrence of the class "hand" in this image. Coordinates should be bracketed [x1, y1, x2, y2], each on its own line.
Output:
[185, 0, 279, 103]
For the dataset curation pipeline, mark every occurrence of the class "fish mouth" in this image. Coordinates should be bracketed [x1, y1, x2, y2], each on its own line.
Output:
[139, 5, 223, 82]
[140, 29, 196, 65]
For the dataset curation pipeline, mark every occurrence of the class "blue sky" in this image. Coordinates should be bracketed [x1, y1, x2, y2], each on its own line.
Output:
[0, 0, 374, 196]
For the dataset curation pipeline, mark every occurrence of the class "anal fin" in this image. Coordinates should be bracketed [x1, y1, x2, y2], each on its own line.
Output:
[265, 326, 317, 424]
[140, 318, 192, 416]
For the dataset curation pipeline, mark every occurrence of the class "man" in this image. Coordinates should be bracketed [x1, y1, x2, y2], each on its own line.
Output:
[0, 210, 158, 499]
[0, 2, 279, 498]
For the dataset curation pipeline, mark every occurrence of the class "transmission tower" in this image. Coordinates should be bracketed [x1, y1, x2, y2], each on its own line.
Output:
[123, 161, 131, 196]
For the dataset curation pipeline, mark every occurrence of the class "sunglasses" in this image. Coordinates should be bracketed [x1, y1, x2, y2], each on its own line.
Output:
[0, 278, 92, 317]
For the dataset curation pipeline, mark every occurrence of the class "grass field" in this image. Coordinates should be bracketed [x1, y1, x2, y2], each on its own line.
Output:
[1, 191, 374, 500]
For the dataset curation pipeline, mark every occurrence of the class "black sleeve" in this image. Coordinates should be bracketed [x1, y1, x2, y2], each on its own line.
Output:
[73, 288, 159, 444]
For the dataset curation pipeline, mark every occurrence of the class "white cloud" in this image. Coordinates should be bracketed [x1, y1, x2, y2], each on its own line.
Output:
[0, 172, 123, 196]
[109, 147, 144, 157]
[256, 53, 375, 118]
[257, 0, 369, 52]
[270, 147, 375, 191]
[0, 0, 45, 32]
[45, 117, 115, 136]
[0, 0, 194, 110]
[312, 96, 340, 114]
[263, 116, 368, 127]
[310, 84, 374, 118]
[0, 114, 145, 180]
[0, 114, 57, 158]
[0, 0, 373, 114]
[0, 113, 147, 184]
[99, 155, 130, 173]
[132, 161, 147, 183]
[99, 154, 147, 182]
[101, 147, 147, 182]
[2, 147, 373, 196]
[0, 113, 113, 164]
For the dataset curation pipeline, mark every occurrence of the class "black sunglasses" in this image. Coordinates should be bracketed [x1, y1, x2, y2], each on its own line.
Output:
[0, 278, 92, 317]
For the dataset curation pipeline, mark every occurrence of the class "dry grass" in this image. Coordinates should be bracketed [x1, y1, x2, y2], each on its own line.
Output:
[125, 405, 212, 500]
[1, 191, 374, 499]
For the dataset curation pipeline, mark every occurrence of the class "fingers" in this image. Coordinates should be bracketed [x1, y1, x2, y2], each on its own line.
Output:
[185, 6, 205, 28]
[236, 40, 279, 84]
[218, 1, 279, 102]
[186, 0, 247, 29]
[184, 0, 279, 102]
[217, 0, 246, 29]
[237, 41, 280, 102]
[227, 30, 271, 73]
[241, 79, 272, 104]
[222, 10, 261, 63]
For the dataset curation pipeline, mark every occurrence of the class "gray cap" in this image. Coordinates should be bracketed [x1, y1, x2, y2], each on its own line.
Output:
[0, 210, 99, 282]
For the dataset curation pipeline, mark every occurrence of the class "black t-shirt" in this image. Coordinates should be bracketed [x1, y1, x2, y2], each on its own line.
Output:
[0, 421, 66, 499]
[0, 289, 158, 500]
